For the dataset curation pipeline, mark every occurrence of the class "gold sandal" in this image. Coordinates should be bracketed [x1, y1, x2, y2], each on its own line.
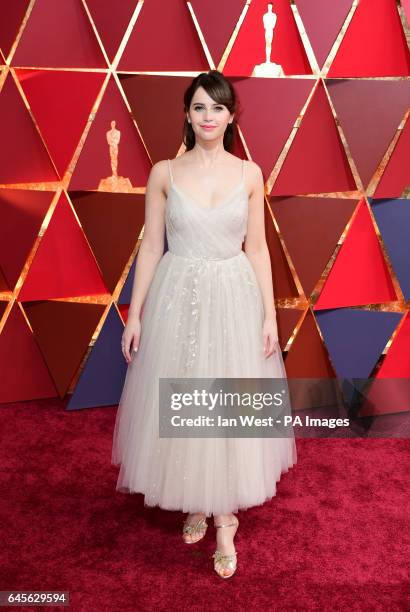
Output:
[182, 515, 208, 544]
[212, 517, 239, 578]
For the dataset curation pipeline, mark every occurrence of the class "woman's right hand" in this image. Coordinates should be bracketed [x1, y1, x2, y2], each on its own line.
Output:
[121, 315, 141, 364]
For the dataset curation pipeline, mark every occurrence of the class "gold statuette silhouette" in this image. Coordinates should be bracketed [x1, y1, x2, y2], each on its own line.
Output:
[253, 2, 284, 78]
[98, 120, 133, 192]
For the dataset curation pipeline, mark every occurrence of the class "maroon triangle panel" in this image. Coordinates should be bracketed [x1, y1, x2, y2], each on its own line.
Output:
[0, 73, 58, 184]
[118, 0, 209, 71]
[11, 0, 107, 68]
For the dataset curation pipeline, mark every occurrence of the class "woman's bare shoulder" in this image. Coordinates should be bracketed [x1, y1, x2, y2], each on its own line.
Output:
[147, 159, 172, 192]
[151, 159, 170, 174]
[244, 158, 263, 176]
[242, 159, 264, 195]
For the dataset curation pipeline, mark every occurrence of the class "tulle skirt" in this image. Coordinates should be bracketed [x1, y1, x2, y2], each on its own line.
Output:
[111, 250, 297, 516]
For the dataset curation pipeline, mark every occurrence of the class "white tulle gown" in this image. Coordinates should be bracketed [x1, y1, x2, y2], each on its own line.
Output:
[111, 158, 297, 517]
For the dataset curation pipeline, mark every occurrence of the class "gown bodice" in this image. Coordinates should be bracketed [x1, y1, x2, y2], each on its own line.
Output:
[165, 158, 249, 261]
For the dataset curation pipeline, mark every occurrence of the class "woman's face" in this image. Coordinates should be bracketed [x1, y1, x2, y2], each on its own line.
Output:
[187, 86, 233, 142]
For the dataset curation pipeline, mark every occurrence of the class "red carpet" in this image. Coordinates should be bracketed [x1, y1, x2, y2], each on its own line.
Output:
[0, 398, 408, 611]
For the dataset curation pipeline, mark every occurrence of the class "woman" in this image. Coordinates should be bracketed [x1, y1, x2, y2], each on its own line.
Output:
[112, 70, 297, 579]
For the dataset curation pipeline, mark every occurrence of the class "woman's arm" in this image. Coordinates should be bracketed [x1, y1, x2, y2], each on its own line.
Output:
[127, 161, 168, 321]
[243, 161, 279, 354]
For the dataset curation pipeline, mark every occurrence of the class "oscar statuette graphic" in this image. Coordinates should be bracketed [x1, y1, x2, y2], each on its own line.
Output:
[98, 120, 132, 191]
[253, 2, 284, 77]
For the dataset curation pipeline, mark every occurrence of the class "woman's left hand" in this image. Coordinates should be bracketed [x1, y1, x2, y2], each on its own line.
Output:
[262, 317, 279, 358]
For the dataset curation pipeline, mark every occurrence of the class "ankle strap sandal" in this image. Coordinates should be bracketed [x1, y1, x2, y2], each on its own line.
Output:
[212, 517, 239, 578]
[182, 516, 208, 544]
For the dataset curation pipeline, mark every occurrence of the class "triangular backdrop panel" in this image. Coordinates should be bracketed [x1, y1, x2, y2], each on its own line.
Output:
[376, 311, 410, 378]
[276, 307, 305, 351]
[315, 308, 402, 378]
[118, 255, 137, 306]
[270, 196, 358, 297]
[326, 79, 410, 189]
[371, 198, 410, 301]
[120, 74, 198, 163]
[118, 0, 209, 71]
[24, 301, 106, 397]
[18, 193, 108, 301]
[11, 0, 107, 68]
[223, 0, 312, 76]
[360, 313, 410, 415]
[70, 190, 145, 293]
[234, 77, 313, 182]
[190, 0, 245, 67]
[0, 0, 29, 58]
[327, 0, 410, 77]
[0, 189, 54, 288]
[69, 76, 151, 191]
[0, 73, 58, 184]
[85, 0, 137, 62]
[314, 199, 399, 310]
[284, 309, 337, 378]
[117, 303, 129, 324]
[295, 0, 354, 69]
[373, 116, 410, 198]
[270, 81, 357, 195]
[67, 304, 128, 410]
[264, 205, 299, 300]
[16, 69, 105, 178]
[0, 303, 57, 404]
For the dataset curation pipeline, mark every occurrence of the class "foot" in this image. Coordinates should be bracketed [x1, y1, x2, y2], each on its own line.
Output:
[213, 514, 239, 578]
[182, 512, 208, 544]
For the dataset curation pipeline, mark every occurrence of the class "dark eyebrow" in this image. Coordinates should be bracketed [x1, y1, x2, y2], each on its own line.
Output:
[192, 102, 223, 106]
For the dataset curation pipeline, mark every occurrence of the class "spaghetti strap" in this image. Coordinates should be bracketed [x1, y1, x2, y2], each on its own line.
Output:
[241, 158, 245, 181]
[167, 159, 174, 183]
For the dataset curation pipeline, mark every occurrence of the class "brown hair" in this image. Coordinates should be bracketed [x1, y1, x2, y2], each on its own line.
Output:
[182, 70, 238, 152]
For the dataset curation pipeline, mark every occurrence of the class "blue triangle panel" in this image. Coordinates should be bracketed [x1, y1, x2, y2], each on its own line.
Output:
[371, 199, 410, 300]
[316, 308, 403, 378]
[67, 304, 127, 409]
[118, 256, 136, 305]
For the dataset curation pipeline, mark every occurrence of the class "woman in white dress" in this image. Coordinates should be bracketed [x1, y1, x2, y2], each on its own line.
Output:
[112, 70, 297, 579]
